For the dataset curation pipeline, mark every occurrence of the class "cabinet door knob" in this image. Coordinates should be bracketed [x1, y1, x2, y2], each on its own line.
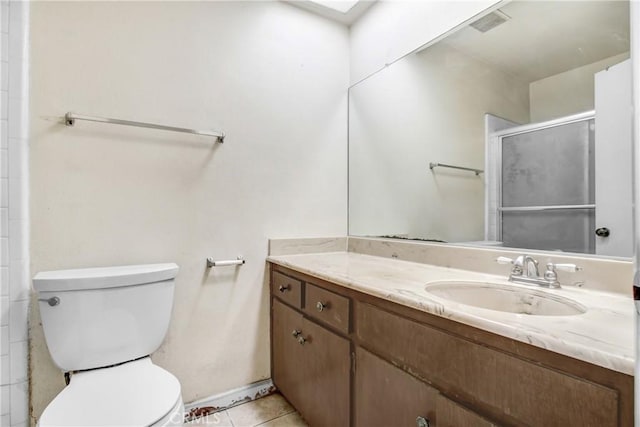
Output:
[292, 329, 301, 338]
[316, 301, 327, 312]
[297, 336, 307, 345]
[416, 416, 430, 427]
[278, 284, 291, 293]
[595, 227, 610, 237]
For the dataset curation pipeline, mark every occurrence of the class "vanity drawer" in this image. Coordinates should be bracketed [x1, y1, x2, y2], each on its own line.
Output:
[304, 283, 350, 334]
[271, 271, 302, 308]
[355, 301, 619, 427]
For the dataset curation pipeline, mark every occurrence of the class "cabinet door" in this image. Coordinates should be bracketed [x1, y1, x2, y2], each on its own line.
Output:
[299, 317, 350, 427]
[436, 394, 497, 427]
[272, 299, 305, 412]
[354, 347, 436, 427]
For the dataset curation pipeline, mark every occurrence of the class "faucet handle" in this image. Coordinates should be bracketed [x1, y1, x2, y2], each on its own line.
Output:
[544, 262, 581, 288]
[496, 256, 514, 265]
[553, 263, 582, 273]
[496, 256, 524, 276]
[544, 263, 559, 287]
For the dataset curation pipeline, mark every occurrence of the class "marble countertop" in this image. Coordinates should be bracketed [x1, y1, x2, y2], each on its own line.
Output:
[267, 251, 635, 375]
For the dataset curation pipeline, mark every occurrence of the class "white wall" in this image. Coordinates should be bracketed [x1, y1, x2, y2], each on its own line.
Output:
[529, 52, 630, 122]
[349, 42, 530, 242]
[349, 0, 499, 85]
[28, 1, 348, 422]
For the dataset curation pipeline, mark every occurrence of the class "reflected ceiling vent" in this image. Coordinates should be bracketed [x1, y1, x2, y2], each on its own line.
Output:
[469, 10, 511, 33]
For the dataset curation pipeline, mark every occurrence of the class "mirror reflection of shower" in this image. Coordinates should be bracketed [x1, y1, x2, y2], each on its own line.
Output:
[495, 116, 595, 254]
[485, 61, 631, 257]
[348, 0, 632, 257]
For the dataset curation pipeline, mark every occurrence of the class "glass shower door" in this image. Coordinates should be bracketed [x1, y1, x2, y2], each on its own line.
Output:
[499, 119, 595, 253]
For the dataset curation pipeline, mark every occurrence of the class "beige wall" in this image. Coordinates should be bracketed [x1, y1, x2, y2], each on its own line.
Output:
[530, 52, 630, 122]
[349, 42, 530, 242]
[28, 1, 348, 422]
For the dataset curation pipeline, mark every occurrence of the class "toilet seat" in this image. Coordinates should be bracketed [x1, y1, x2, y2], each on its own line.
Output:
[39, 357, 182, 427]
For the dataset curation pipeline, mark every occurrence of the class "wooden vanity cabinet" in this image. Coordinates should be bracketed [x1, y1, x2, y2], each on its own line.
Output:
[270, 264, 633, 427]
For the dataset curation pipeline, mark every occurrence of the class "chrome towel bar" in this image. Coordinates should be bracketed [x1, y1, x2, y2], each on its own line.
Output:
[429, 162, 483, 176]
[206, 256, 245, 268]
[65, 112, 225, 143]
[498, 204, 595, 212]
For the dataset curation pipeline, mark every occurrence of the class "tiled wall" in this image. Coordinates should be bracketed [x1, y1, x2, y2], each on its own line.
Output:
[0, 1, 29, 426]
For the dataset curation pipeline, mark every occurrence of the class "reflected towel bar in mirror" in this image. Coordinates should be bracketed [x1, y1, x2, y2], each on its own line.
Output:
[429, 162, 484, 176]
[498, 204, 595, 212]
[65, 112, 225, 143]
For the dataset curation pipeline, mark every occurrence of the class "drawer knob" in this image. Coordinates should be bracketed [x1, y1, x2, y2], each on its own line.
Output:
[316, 301, 327, 312]
[416, 416, 430, 427]
[292, 329, 301, 338]
[278, 284, 291, 293]
[297, 335, 307, 345]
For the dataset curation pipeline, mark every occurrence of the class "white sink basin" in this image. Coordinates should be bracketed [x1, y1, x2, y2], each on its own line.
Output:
[424, 281, 587, 316]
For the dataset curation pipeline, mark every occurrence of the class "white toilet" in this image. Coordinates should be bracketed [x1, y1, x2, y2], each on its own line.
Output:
[33, 263, 185, 427]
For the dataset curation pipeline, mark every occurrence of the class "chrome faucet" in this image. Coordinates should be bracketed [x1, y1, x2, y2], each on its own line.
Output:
[520, 255, 539, 277]
[496, 255, 581, 289]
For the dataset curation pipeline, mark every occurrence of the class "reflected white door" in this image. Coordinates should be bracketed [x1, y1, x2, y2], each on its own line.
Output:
[594, 59, 633, 257]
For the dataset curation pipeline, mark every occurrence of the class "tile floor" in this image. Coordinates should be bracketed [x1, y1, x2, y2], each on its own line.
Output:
[185, 393, 308, 427]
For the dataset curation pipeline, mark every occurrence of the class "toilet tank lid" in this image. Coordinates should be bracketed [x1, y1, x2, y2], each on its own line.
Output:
[33, 263, 179, 292]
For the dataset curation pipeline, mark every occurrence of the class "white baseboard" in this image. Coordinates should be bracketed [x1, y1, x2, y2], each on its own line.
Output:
[184, 379, 275, 420]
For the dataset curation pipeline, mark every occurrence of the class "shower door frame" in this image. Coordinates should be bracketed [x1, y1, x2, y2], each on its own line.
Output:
[485, 110, 596, 247]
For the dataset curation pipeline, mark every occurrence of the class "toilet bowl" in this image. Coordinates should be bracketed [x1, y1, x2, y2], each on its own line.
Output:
[33, 263, 184, 427]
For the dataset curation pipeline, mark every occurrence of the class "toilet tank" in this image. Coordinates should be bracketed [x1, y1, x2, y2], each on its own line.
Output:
[33, 263, 179, 372]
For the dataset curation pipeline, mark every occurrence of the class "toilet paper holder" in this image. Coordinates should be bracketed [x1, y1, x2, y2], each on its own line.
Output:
[206, 256, 245, 268]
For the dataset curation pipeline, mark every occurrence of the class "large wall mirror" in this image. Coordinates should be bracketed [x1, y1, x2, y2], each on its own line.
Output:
[348, 0, 632, 257]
